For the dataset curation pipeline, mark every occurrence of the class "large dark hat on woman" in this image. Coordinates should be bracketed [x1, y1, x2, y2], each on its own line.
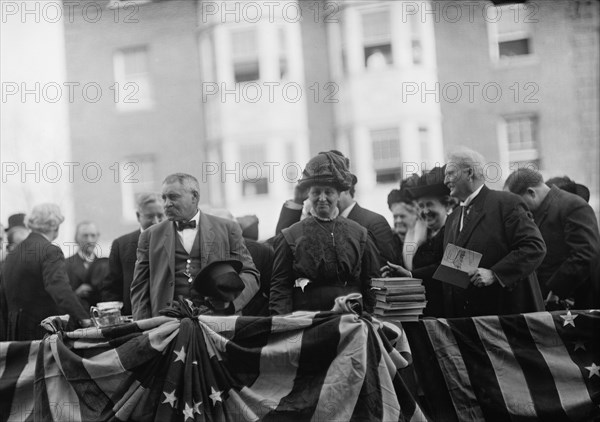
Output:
[297, 150, 354, 192]
[408, 166, 450, 199]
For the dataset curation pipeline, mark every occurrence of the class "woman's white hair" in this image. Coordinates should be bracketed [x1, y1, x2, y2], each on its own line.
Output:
[446, 147, 486, 181]
[26, 203, 64, 234]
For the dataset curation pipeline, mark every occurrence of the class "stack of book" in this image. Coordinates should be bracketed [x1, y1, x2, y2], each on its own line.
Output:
[371, 277, 426, 322]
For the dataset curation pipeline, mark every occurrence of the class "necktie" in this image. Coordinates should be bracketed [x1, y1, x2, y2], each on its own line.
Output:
[460, 205, 472, 232]
[176, 220, 197, 231]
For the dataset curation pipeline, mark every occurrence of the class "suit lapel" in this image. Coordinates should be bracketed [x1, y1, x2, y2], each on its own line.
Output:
[445, 207, 460, 246]
[162, 222, 176, 278]
[347, 203, 359, 220]
[198, 212, 215, 267]
[455, 185, 489, 247]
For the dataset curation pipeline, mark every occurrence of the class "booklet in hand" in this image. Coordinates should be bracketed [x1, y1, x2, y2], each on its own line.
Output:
[433, 243, 482, 289]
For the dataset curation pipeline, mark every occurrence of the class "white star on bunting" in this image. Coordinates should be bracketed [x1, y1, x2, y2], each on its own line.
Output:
[560, 310, 578, 327]
[210, 386, 223, 406]
[173, 346, 186, 363]
[183, 403, 194, 421]
[573, 340, 586, 352]
[162, 390, 177, 408]
[585, 363, 599, 379]
[193, 401, 203, 414]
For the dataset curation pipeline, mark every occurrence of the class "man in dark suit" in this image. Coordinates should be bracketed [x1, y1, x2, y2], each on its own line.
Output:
[338, 180, 399, 266]
[274, 151, 399, 265]
[66, 221, 100, 309]
[130, 173, 259, 320]
[1, 204, 91, 340]
[441, 148, 546, 317]
[505, 168, 600, 308]
[101, 193, 165, 315]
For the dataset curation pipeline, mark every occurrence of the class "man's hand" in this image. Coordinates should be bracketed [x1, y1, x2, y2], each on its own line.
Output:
[470, 268, 496, 287]
[380, 261, 412, 278]
[75, 283, 94, 298]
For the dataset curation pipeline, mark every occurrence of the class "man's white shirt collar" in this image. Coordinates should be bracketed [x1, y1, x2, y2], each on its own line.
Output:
[177, 210, 200, 254]
[340, 201, 357, 218]
[460, 185, 484, 208]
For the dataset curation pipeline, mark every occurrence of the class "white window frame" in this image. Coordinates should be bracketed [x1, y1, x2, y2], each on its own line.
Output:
[371, 127, 402, 183]
[500, 114, 540, 172]
[360, 6, 393, 69]
[488, 4, 534, 64]
[113, 45, 154, 112]
[231, 27, 260, 84]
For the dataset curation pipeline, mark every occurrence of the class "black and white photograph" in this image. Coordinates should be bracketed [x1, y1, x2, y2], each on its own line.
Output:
[1, 0, 599, 420]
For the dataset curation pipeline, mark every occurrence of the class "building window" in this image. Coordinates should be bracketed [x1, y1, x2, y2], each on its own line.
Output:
[409, 13, 423, 65]
[490, 4, 532, 61]
[504, 115, 540, 170]
[278, 27, 288, 80]
[120, 155, 156, 222]
[361, 8, 393, 69]
[371, 128, 402, 184]
[232, 28, 259, 83]
[113, 45, 153, 111]
[240, 144, 269, 196]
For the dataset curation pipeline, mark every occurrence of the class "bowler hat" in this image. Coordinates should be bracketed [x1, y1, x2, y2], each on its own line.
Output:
[408, 166, 450, 199]
[192, 260, 245, 302]
[297, 151, 354, 192]
[546, 176, 590, 203]
[6, 213, 26, 231]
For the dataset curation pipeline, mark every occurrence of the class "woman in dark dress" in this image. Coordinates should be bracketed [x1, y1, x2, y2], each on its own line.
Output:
[269, 151, 380, 315]
[382, 166, 456, 317]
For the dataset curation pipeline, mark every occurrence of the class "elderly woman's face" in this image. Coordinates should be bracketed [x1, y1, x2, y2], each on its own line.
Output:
[416, 196, 449, 232]
[309, 185, 340, 218]
[390, 202, 418, 237]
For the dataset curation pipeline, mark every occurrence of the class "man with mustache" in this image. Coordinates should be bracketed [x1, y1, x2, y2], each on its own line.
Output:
[130, 173, 259, 319]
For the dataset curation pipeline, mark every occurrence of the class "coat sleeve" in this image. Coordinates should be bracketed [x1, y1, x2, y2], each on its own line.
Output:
[547, 202, 600, 297]
[131, 230, 152, 320]
[275, 203, 302, 235]
[491, 200, 547, 289]
[42, 245, 89, 322]
[100, 238, 123, 303]
[368, 214, 401, 266]
[360, 235, 380, 313]
[228, 222, 260, 313]
[269, 234, 295, 315]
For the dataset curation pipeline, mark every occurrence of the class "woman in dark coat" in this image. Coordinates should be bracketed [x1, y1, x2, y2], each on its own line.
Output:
[269, 151, 380, 315]
[382, 166, 455, 317]
[1, 203, 91, 340]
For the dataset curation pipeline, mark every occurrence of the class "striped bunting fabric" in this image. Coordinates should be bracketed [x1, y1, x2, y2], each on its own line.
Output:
[404, 310, 600, 422]
[0, 311, 425, 421]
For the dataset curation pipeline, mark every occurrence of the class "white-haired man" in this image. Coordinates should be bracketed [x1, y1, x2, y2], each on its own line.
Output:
[442, 147, 546, 317]
[130, 173, 259, 319]
[1, 204, 91, 340]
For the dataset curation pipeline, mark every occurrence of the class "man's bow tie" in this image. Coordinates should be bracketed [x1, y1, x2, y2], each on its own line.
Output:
[176, 220, 197, 231]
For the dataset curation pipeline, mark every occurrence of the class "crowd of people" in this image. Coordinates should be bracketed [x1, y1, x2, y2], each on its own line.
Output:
[1, 146, 599, 341]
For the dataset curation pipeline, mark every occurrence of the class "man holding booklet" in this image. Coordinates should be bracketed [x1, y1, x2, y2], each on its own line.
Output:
[437, 147, 547, 317]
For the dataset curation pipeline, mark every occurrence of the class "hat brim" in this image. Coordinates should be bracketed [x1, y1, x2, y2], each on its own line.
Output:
[192, 259, 244, 302]
[408, 183, 450, 199]
[297, 176, 350, 191]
